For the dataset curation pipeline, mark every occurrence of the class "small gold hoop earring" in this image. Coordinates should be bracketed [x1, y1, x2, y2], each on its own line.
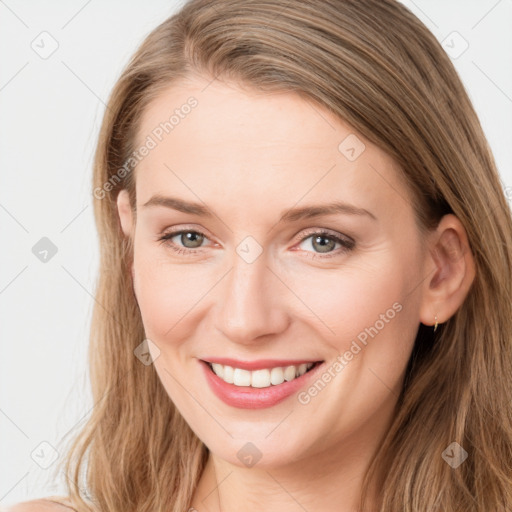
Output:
[433, 315, 438, 332]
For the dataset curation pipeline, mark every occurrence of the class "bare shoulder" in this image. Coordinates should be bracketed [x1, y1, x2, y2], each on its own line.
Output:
[2, 496, 76, 512]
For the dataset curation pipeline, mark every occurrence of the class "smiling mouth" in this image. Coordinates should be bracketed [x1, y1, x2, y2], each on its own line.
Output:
[204, 360, 323, 388]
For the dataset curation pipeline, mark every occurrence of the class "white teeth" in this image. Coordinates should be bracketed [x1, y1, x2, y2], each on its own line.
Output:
[211, 363, 224, 378]
[284, 365, 296, 381]
[209, 362, 315, 388]
[233, 368, 251, 386]
[223, 365, 234, 384]
[251, 369, 271, 388]
[297, 363, 308, 377]
[270, 367, 284, 385]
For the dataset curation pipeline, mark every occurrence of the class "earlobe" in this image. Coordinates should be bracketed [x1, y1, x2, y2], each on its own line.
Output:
[419, 214, 476, 328]
[117, 189, 134, 237]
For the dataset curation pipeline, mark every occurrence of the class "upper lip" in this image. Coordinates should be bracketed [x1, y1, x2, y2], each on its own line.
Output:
[201, 357, 323, 371]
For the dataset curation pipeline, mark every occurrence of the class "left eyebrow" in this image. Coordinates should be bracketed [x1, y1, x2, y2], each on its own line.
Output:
[277, 201, 377, 223]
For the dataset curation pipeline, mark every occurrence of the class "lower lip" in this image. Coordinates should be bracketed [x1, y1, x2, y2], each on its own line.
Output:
[200, 360, 323, 409]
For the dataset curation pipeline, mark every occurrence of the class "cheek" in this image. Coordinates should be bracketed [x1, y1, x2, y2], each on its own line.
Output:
[285, 252, 424, 399]
[132, 242, 217, 344]
[288, 254, 415, 347]
[325, 252, 423, 383]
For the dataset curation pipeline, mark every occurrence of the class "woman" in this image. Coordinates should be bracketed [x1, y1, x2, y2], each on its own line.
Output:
[9, 0, 512, 510]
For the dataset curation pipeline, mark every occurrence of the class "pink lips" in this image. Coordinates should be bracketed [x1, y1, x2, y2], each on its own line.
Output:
[199, 358, 323, 409]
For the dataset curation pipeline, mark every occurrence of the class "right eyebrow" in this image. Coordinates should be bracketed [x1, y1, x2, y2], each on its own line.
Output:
[142, 195, 213, 217]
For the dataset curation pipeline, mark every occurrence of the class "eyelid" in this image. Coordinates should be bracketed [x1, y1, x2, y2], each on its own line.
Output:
[158, 226, 352, 245]
[159, 224, 215, 242]
[158, 225, 355, 258]
[157, 225, 217, 257]
[291, 227, 355, 247]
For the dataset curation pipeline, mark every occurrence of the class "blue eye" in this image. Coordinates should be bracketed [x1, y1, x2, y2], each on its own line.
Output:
[295, 230, 355, 259]
[157, 228, 355, 259]
[158, 229, 209, 255]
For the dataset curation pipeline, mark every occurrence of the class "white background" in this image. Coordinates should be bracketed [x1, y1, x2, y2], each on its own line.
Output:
[1, 0, 511, 506]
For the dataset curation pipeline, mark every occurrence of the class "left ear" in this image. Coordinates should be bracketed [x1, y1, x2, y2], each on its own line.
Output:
[419, 213, 476, 327]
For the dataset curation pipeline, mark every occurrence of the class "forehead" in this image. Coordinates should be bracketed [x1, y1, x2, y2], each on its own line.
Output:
[133, 76, 412, 224]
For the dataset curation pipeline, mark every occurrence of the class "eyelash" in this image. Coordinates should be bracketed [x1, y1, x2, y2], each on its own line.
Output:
[157, 227, 355, 259]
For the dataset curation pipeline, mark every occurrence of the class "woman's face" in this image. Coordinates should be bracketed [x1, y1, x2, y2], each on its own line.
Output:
[118, 75, 433, 468]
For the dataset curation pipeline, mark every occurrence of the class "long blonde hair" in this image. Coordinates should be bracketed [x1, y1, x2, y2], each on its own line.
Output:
[55, 1, 512, 510]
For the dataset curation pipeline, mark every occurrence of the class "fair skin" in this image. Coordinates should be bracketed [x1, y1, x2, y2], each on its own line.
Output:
[8, 75, 475, 512]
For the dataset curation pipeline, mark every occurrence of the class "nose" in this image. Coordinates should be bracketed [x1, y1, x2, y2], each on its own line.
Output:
[214, 253, 290, 345]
